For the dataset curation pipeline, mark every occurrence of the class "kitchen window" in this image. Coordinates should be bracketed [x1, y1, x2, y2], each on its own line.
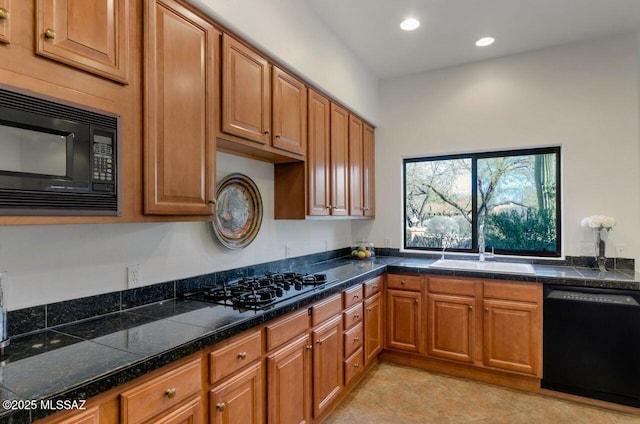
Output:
[403, 147, 561, 257]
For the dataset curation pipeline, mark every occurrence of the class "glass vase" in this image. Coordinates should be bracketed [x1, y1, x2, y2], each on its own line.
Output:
[593, 228, 607, 272]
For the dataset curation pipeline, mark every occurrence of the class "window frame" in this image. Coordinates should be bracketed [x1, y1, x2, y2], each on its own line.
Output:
[402, 146, 562, 257]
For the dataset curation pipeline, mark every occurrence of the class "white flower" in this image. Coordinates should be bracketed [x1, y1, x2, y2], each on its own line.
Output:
[581, 215, 616, 231]
[601, 216, 615, 230]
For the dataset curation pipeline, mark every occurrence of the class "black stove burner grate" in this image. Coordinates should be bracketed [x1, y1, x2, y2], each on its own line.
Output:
[186, 272, 332, 310]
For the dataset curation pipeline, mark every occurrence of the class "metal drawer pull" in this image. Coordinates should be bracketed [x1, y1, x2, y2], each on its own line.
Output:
[216, 402, 226, 412]
[354, 314, 360, 319]
[165, 388, 177, 399]
[238, 351, 247, 360]
[0, 8, 9, 19]
[306, 345, 313, 350]
[353, 294, 360, 299]
[316, 339, 323, 345]
[44, 29, 57, 39]
[373, 285, 378, 289]
[401, 280, 405, 285]
[354, 363, 360, 368]
[354, 337, 360, 342]
[366, 307, 372, 311]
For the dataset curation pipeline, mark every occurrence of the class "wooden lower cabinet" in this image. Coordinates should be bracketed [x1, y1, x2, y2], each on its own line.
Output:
[153, 397, 202, 424]
[312, 315, 343, 418]
[266, 334, 312, 424]
[363, 292, 383, 366]
[54, 407, 100, 424]
[427, 293, 476, 363]
[483, 298, 541, 376]
[209, 362, 263, 424]
[386, 289, 422, 353]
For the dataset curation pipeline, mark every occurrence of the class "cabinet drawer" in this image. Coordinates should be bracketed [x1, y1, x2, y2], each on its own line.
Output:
[312, 294, 342, 326]
[343, 284, 363, 309]
[428, 277, 477, 296]
[265, 309, 309, 351]
[484, 281, 541, 303]
[120, 358, 201, 424]
[344, 321, 363, 358]
[209, 330, 262, 384]
[387, 274, 421, 291]
[363, 276, 383, 298]
[343, 303, 363, 330]
[344, 347, 364, 386]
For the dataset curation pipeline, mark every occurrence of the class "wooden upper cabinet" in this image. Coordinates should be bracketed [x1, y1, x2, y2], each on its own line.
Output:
[348, 114, 363, 216]
[222, 34, 270, 144]
[0, 0, 10, 44]
[362, 124, 375, 217]
[272, 66, 306, 157]
[330, 103, 349, 216]
[144, 0, 218, 215]
[36, 0, 129, 83]
[307, 89, 331, 216]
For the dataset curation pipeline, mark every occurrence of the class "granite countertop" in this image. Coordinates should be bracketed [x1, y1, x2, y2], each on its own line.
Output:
[1, 256, 638, 423]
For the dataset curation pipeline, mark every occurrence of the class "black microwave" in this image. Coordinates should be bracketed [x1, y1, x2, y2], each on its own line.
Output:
[0, 85, 120, 216]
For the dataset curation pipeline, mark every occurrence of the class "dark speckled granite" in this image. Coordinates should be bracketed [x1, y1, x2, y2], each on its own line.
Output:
[2, 254, 640, 423]
[121, 281, 174, 309]
[47, 292, 121, 327]
[7, 307, 45, 338]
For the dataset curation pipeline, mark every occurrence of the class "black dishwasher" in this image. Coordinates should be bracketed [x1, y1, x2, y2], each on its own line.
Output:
[542, 285, 640, 407]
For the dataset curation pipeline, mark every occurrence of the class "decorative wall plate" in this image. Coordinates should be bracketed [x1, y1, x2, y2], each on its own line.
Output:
[211, 173, 263, 249]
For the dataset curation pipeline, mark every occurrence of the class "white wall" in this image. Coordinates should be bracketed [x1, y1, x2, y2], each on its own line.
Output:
[0, 153, 352, 310]
[187, 0, 379, 124]
[353, 34, 640, 266]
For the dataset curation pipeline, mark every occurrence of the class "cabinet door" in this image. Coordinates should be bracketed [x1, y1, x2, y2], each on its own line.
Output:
[362, 124, 375, 217]
[427, 293, 475, 363]
[307, 89, 330, 216]
[386, 289, 422, 353]
[267, 334, 312, 424]
[312, 315, 343, 418]
[36, 0, 129, 83]
[363, 292, 383, 366]
[55, 406, 100, 424]
[272, 66, 306, 157]
[0, 0, 10, 44]
[483, 298, 541, 377]
[330, 103, 348, 216]
[153, 397, 202, 424]
[222, 34, 270, 144]
[348, 114, 363, 216]
[144, 0, 217, 215]
[210, 362, 263, 424]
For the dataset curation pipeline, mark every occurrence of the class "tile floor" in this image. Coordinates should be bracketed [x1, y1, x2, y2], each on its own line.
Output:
[324, 362, 640, 424]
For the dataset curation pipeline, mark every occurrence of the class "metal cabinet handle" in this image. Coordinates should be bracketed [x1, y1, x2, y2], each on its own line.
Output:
[366, 307, 372, 311]
[276, 134, 281, 139]
[485, 307, 489, 311]
[373, 285, 378, 289]
[354, 314, 360, 319]
[44, 29, 57, 39]
[306, 345, 313, 350]
[316, 339, 323, 345]
[208, 199, 216, 205]
[353, 294, 360, 299]
[354, 337, 360, 342]
[401, 280, 406, 285]
[264, 130, 270, 135]
[354, 363, 360, 368]
[237, 351, 247, 360]
[0, 8, 9, 19]
[165, 388, 177, 399]
[216, 402, 226, 412]
[469, 305, 473, 310]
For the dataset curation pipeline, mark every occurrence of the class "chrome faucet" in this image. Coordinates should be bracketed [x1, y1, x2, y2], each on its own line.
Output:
[441, 245, 446, 260]
[478, 224, 485, 262]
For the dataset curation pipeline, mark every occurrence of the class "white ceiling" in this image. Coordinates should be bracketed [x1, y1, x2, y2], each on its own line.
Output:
[303, 0, 640, 79]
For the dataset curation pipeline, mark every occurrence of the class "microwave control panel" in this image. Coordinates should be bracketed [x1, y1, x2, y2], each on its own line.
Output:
[92, 132, 115, 191]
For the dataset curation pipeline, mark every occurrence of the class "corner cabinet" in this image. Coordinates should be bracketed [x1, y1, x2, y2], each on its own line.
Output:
[385, 274, 423, 354]
[143, 0, 218, 215]
[36, 0, 130, 83]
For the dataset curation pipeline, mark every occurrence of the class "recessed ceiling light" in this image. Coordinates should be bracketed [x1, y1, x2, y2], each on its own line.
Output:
[400, 18, 420, 31]
[475, 37, 495, 47]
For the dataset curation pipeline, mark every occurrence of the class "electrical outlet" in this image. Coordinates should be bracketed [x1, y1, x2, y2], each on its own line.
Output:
[384, 238, 392, 248]
[285, 245, 291, 258]
[615, 244, 626, 257]
[127, 264, 141, 288]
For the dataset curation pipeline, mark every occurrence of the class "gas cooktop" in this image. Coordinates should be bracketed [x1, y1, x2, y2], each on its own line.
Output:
[182, 272, 335, 311]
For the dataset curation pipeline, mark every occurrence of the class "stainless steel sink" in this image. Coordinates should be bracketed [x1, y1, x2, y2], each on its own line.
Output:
[429, 259, 535, 274]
